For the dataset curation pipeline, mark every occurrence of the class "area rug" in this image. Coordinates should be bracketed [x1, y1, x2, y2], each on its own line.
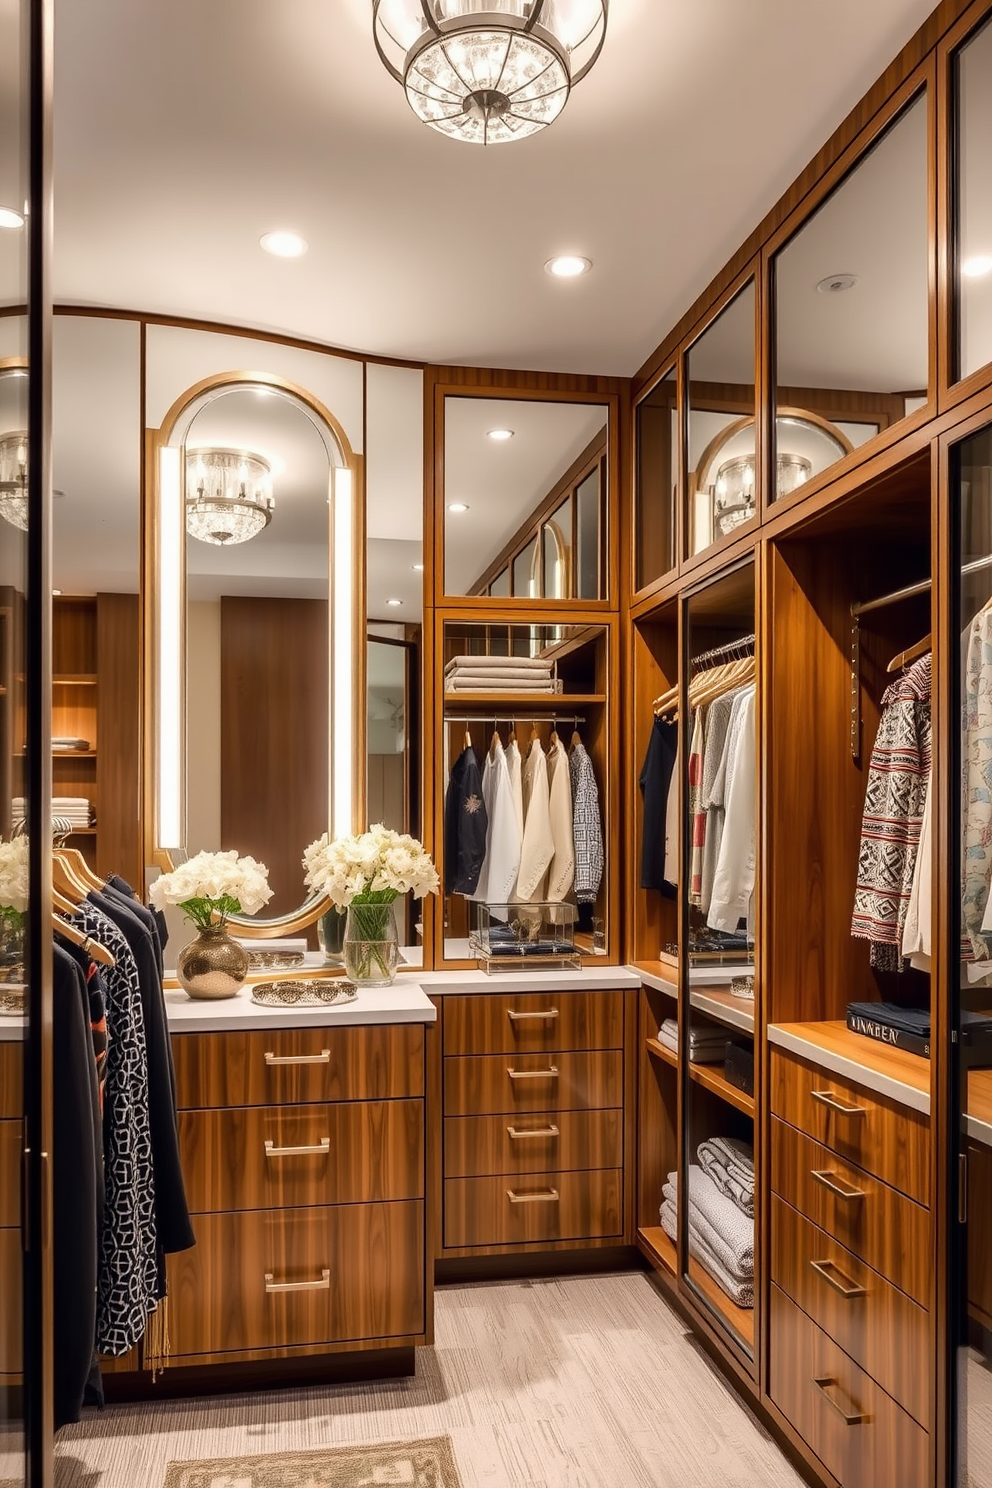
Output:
[162, 1435, 463, 1488]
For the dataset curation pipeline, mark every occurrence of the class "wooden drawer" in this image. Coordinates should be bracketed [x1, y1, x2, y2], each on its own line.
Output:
[0, 1042, 21, 1119]
[166, 1202, 425, 1359]
[770, 1048, 930, 1205]
[444, 1108, 622, 1180]
[0, 1120, 20, 1228]
[179, 1100, 424, 1214]
[444, 1168, 622, 1248]
[771, 1195, 929, 1426]
[172, 1024, 424, 1109]
[771, 1118, 930, 1302]
[968, 1140, 992, 1329]
[443, 991, 623, 1056]
[770, 1286, 927, 1488]
[0, 1227, 21, 1375]
[444, 1049, 622, 1118]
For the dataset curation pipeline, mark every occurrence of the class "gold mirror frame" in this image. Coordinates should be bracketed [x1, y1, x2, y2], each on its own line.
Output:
[143, 370, 366, 936]
[690, 407, 854, 509]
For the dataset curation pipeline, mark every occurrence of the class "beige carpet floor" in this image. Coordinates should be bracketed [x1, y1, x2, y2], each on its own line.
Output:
[47, 1272, 804, 1488]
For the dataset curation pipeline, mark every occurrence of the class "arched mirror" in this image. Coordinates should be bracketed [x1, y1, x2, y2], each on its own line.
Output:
[147, 373, 364, 936]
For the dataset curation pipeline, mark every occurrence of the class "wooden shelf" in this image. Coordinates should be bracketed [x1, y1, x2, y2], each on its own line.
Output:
[646, 1035, 678, 1070]
[769, 1020, 930, 1114]
[64, 826, 97, 836]
[443, 692, 606, 709]
[53, 674, 97, 686]
[638, 1224, 676, 1278]
[633, 959, 678, 997]
[690, 986, 755, 1035]
[53, 750, 97, 759]
[688, 1061, 754, 1117]
[687, 1255, 754, 1350]
[967, 1069, 992, 1148]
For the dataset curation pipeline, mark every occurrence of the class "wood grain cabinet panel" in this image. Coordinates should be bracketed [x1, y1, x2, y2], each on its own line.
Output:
[0, 1227, 21, 1378]
[0, 1120, 19, 1228]
[443, 1109, 622, 1180]
[771, 1195, 929, 1426]
[771, 1118, 930, 1302]
[172, 1025, 424, 1110]
[179, 1100, 424, 1214]
[770, 1049, 930, 1205]
[968, 1141, 992, 1329]
[444, 1169, 622, 1249]
[443, 991, 623, 1057]
[0, 1043, 21, 1119]
[769, 1286, 927, 1488]
[443, 1050, 622, 1118]
[166, 1202, 425, 1360]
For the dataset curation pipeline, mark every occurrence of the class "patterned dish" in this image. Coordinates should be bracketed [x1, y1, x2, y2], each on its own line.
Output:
[731, 975, 755, 1001]
[245, 949, 307, 970]
[0, 985, 25, 1015]
[251, 978, 358, 1008]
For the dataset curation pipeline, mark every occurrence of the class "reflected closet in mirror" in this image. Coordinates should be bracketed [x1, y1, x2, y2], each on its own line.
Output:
[686, 284, 756, 558]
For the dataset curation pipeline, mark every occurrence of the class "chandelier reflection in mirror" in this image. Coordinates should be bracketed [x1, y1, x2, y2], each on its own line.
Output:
[712, 453, 812, 539]
[372, 1, 608, 145]
[186, 448, 274, 546]
[0, 431, 27, 531]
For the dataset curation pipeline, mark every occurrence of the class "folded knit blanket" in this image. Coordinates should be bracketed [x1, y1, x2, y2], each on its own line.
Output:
[665, 1167, 754, 1276]
[446, 675, 560, 692]
[657, 1018, 726, 1063]
[659, 1199, 754, 1309]
[445, 654, 552, 673]
[698, 1137, 755, 1218]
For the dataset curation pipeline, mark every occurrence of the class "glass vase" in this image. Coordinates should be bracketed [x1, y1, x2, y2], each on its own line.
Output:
[344, 900, 400, 988]
[317, 904, 347, 965]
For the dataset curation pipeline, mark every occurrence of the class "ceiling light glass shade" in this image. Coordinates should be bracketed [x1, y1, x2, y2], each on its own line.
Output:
[373, 1, 607, 145]
[0, 431, 28, 530]
[186, 448, 274, 545]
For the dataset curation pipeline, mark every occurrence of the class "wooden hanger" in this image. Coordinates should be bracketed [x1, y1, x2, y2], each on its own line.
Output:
[55, 845, 104, 893]
[463, 728, 472, 750]
[508, 724, 517, 745]
[529, 722, 540, 745]
[570, 727, 582, 749]
[887, 634, 931, 674]
[52, 853, 87, 904]
[52, 908, 116, 968]
[548, 726, 559, 750]
[489, 728, 502, 759]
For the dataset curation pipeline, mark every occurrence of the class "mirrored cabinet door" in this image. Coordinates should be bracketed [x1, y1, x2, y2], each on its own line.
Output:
[955, 13, 992, 385]
[953, 421, 992, 1488]
[681, 563, 757, 1358]
[774, 90, 929, 499]
[686, 284, 756, 559]
[635, 367, 677, 590]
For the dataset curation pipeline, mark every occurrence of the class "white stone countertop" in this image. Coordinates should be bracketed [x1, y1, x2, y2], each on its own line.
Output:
[165, 981, 436, 1034]
[415, 966, 641, 994]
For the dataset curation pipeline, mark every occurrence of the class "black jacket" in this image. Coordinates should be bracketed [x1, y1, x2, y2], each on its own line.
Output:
[444, 744, 488, 896]
[639, 715, 678, 898]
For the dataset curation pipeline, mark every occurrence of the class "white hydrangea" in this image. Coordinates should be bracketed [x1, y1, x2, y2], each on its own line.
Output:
[149, 848, 273, 927]
[0, 836, 29, 916]
[303, 824, 439, 907]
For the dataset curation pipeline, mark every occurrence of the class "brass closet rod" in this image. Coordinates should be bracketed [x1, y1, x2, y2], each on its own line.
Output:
[852, 552, 992, 618]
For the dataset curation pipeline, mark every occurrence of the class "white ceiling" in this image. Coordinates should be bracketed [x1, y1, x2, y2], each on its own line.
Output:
[46, 0, 940, 376]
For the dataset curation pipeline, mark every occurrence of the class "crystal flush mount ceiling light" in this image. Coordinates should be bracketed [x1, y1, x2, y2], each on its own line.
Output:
[186, 448, 274, 545]
[373, 1, 608, 146]
[0, 431, 28, 530]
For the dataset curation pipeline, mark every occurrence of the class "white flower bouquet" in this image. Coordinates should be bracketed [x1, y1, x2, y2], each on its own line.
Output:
[0, 835, 29, 932]
[302, 824, 439, 909]
[150, 849, 273, 930]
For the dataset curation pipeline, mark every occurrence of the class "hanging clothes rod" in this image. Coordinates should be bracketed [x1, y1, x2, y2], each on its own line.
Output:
[691, 633, 756, 669]
[852, 552, 992, 618]
[447, 714, 586, 725]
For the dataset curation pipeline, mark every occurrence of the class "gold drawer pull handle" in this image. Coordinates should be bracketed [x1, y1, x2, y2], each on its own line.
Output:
[809, 1258, 867, 1298]
[811, 1168, 867, 1201]
[507, 1008, 560, 1021]
[264, 1049, 331, 1066]
[507, 1065, 559, 1080]
[264, 1138, 331, 1158]
[813, 1376, 869, 1426]
[811, 1089, 868, 1117]
[264, 1268, 331, 1294]
[507, 1124, 560, 1140]
[507, 1188, 560, 1204]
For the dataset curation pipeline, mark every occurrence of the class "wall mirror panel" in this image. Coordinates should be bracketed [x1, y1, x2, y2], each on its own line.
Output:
[443, 396, 608, 601]
[635, 367, 677, 590]
[687, 283, 756, 558]
[150, 373, 364, 941]
[774, 90, 929, 497]
[956, 14, 992, 384]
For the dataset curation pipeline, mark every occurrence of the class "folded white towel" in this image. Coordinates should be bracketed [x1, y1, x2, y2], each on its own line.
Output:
[660, 1199, 754, 1308]
[445, 653, 552, 673]
[446, 676, 560, 693]
[680, 1166, 754, 1275]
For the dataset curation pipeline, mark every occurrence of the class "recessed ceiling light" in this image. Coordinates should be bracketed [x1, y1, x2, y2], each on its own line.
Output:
[0, 207, 24, 230]
[816, 273, 858, 294]
[487, 428, 514, 441]
[448, 502, 469, 513]
[52, 588, 61, 596]
[260, 230, 308, 258]
[963, 255, 992, 279]
[386, 597, 403, 607]
[546, 255, 592, 279]
[411, 562, 424, 572]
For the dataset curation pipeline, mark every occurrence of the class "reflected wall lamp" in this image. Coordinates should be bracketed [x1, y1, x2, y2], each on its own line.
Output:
[372, 1, 608, 145]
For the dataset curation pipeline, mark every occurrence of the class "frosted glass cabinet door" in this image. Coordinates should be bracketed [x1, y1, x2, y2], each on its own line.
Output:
[955, 14, 992, 384]
[952, 422, 992, 1488]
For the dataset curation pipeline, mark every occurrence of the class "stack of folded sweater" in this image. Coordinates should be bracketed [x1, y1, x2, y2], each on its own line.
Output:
[660, 1158, 754, 1308]
[52, 736, 91, 752]
[657, 1016, 727, 1064]
[698, 1135, 755, 1218]
[444, 653, 561, 693]
[15, 795, 96, 830]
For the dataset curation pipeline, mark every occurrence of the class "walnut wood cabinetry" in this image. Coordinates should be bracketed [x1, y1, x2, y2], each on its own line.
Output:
[0, 1041, 20, 1389]
[436, 988, 634, 1258]
[167, 1020, 430, 1372]
[768, 1045, 932, 1481]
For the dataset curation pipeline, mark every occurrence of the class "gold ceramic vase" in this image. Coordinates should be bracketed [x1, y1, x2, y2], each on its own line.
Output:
[177, 923, 249, 1000]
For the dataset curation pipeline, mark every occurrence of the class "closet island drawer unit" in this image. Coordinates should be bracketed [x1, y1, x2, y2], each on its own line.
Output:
[768, 1035, 933, 1470]
[166, 998, 433, 1372]
[438, 987, 631, 1255]
[0, 1040, 20, 1386]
